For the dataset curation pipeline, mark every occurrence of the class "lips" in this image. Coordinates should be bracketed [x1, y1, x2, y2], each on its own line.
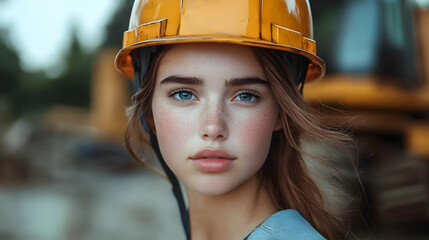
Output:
[190, 149, 236, 173]
[191, 149, 236, 160]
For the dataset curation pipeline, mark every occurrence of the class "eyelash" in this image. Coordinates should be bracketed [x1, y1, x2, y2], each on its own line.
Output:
[233, 90, 260, 103]
[169, 88, 197, 101]
[169, 88, 192, 96]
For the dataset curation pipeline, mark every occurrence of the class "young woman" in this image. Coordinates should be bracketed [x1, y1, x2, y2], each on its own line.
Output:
[115, 0, 354, 239]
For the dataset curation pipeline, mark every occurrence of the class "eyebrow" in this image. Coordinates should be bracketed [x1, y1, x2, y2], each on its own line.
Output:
[225, 77, 268, 86]
[159, 75, 268, 86]
[160, 76, 203, 85]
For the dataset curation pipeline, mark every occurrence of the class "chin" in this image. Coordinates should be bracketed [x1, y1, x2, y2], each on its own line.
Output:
[187, 173, 254, 196]
[187, 176, 241, 196]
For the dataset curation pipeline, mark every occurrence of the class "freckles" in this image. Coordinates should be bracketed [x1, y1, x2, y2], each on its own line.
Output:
[247, 120, 271, 139]
[235, 113, 275, 144]
[156, 108, 194, 141]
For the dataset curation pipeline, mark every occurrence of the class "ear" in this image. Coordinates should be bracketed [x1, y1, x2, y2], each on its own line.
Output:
[274, 114, 283, 131]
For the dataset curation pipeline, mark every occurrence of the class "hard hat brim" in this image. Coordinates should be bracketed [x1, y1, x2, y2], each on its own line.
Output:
[115, 35, 326, 83]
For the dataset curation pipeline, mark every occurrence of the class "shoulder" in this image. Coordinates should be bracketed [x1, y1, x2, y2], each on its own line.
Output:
[245, 209, 326, 240]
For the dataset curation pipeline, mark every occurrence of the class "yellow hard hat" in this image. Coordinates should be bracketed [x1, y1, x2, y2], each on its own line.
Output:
[115, 0, 325, 83]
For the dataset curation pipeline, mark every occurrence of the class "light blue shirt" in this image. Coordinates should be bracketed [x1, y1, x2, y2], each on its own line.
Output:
[243, 210, 326, 240]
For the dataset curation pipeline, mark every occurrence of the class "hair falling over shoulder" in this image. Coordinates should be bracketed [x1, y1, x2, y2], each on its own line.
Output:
[125, 46, 361, 240]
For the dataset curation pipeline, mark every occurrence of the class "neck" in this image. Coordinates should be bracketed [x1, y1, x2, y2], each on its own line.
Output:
[187, 174, 277, 240]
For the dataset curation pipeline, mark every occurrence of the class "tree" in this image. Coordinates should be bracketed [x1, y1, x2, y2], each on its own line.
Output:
[102, 0, 134, 50]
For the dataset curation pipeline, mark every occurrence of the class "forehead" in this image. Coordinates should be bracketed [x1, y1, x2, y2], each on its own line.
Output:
[157, 43, 265, 81]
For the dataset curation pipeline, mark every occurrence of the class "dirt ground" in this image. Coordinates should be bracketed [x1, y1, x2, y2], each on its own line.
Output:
[0, 169, 185, 240]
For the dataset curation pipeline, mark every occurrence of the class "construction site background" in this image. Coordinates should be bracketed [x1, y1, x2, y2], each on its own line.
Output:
[1, 0, 429, 239]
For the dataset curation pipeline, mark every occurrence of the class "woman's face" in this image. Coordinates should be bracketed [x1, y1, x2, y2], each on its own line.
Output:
[151, 43, 280, 195]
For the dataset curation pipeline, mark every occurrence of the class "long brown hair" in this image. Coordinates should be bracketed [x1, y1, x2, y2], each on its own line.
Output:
[125, 45, 358, 240]
[254, 48, 358, 239]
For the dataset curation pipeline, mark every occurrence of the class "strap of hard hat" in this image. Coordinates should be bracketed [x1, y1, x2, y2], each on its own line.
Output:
[280, 52, 309, 93]
[132, 48, 191, 240]
[143, 120, 191, 240]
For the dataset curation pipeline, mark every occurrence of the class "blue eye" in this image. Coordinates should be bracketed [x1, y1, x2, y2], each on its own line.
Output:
[171, 90, 196, 101]
[233, 91, 259, 102]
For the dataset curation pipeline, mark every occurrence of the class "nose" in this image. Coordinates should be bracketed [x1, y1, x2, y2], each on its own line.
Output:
[200, 101, 229, 141]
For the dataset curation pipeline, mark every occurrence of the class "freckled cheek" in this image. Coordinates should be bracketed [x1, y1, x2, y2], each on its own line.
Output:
[153, 107, 195, 150]
[232, 111, 277, 150]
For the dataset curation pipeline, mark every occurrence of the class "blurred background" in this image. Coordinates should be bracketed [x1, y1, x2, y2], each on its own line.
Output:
[0, 0, 428, 239]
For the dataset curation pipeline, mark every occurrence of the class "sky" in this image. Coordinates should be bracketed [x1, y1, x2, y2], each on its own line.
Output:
[0, 0, 121, 75]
